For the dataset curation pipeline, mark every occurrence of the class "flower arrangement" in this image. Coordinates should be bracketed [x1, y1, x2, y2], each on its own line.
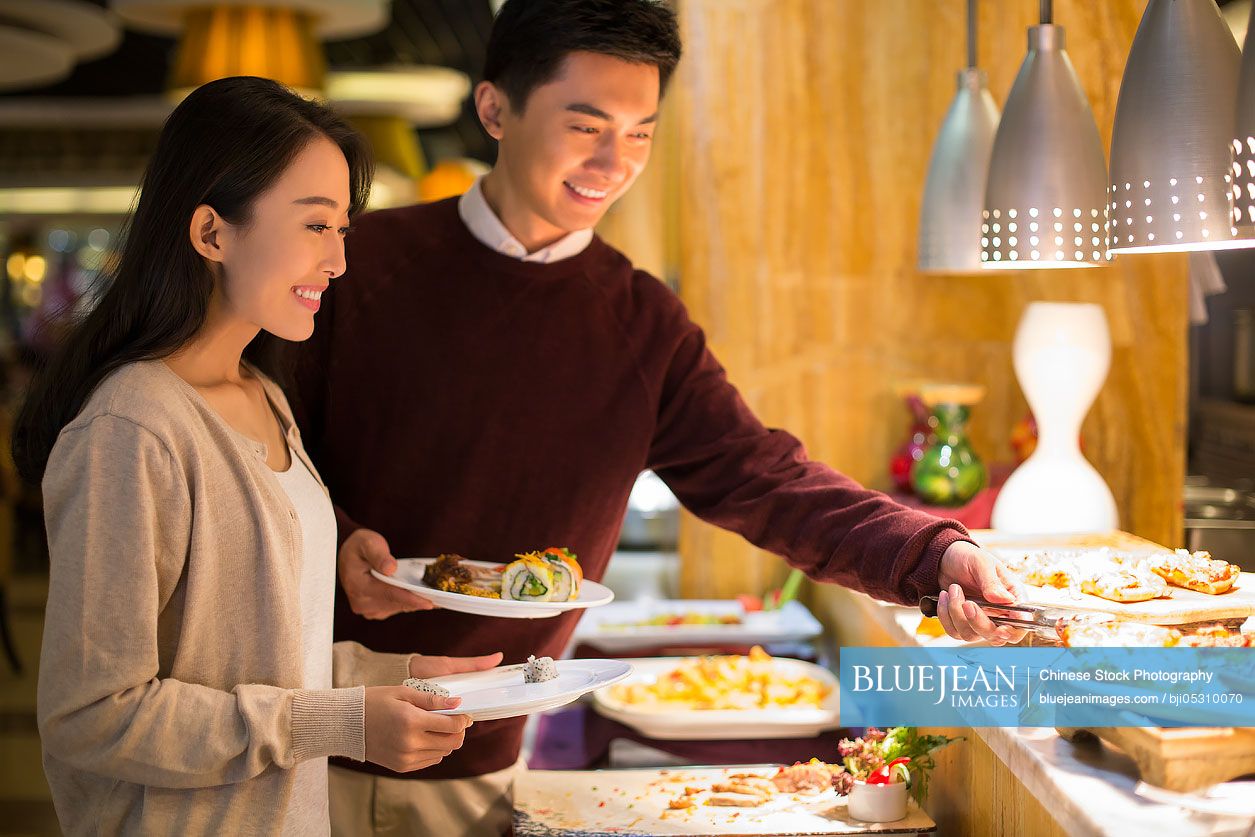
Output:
[833, 727, 961, 805]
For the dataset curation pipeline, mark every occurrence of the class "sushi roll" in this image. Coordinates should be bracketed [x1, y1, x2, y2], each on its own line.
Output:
[402, 678, 451, 698]
[540, 547, 582, 601]
[523, 655, 558, 683]
[501, 555, 555, 601]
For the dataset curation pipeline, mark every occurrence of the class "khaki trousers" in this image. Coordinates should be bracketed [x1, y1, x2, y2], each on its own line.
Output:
[328, 761, 522, 837]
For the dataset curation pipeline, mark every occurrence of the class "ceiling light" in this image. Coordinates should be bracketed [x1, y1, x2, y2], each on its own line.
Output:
[919, 0, 1001, 274]
[982, 0, 1110, 270]
[1109, 0, 1253, 254]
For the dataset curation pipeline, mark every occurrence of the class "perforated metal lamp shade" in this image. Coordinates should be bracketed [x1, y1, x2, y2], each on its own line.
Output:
[918, 68, 1000, 273]
[1109, 0, 1253, 254]
[981, 25, 1110, 269]
[1231, 1, 1255, 235]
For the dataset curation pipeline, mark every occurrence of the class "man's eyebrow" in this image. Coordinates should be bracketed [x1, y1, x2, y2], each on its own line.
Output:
[566, 103, 612, 120]
[565, 103, 659, 125]
[292, 196, 340, 208]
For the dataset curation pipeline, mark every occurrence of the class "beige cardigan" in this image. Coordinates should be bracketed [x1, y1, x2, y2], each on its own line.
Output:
[38, 360, 411, 836]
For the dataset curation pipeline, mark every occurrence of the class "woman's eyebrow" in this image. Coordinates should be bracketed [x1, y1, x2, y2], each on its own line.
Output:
[292, 196, 340, 208]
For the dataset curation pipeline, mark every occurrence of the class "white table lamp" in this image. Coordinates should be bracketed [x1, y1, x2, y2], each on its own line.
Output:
[991, 302, 1118, 533]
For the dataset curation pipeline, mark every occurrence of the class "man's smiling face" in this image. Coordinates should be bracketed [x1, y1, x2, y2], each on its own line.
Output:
[483, 51, 660, 245]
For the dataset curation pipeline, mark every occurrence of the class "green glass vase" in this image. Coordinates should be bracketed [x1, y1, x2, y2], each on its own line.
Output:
[909, 402, 987, 507]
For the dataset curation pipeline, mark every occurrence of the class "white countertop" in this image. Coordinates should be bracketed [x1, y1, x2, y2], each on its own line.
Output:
[853, 595, 1255, 837]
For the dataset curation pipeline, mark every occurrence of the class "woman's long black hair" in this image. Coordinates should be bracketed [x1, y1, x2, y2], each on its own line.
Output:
[12, 76, 373, 485]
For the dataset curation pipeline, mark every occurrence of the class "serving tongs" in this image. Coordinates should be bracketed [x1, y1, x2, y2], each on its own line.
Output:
[918, 595, 1100, 641]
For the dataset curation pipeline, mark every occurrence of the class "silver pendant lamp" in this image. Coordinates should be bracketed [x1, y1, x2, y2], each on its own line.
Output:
[1109, 0, 1250, 254]
[919, 0, 1001, 274]
[1231, 0, 1255, 234]
[981, 0, 1110, 270]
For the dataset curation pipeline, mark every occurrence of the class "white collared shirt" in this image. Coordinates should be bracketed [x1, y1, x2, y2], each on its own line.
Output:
[457, 176, 594, 263]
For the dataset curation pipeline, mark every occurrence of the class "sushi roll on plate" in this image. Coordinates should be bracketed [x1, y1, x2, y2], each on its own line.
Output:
[538, 547, 582, 601]
[501, 554, 556, 601]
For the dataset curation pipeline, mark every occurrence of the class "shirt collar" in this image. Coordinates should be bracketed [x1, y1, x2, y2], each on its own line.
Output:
[457, 176, 594, 264]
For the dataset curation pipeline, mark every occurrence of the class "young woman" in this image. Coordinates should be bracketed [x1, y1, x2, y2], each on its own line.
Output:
[13, 76, 498, 835]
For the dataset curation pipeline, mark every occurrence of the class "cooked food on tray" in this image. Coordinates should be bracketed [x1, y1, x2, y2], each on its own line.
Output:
[420, 548, 583, 602]
[1058, 619, 1254, 647]
[1175, 624, 1255, 647]
[993, 546, 1240, 603]
[603, 612, 744, 629]
[1058, 619, 1183, 647]
[1078, 568, 1169, 603]
[666, 761, 844, 811]
[1129, 549, 1242, 596]
[1009, 552, 1079, 590]
[605, 645, 831, 710]
[770, 758, 847, 793]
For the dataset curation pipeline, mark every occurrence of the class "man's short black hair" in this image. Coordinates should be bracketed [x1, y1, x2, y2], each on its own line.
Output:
[484, 0, 682, 113]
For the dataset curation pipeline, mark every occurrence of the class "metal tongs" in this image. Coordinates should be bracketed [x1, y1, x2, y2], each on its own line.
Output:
[918, 595, 1089, 641]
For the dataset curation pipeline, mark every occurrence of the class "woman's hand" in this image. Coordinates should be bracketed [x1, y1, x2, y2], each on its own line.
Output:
[363, 686, 472, 773]
[409, 651, 503, 679]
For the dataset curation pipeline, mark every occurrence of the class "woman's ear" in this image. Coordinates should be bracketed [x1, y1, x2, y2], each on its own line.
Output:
[474, 81, 507, 141]
[188, 204, 226, 263]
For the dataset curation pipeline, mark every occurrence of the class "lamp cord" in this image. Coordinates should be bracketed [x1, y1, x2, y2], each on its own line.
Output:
[967, 0, 977, 68]
[1040, 0, 1053, 25]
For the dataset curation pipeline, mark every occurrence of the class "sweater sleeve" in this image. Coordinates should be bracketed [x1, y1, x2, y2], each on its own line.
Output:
[643, 285, 972, 606]
[37, 414, 366, 789]
[332, 641, 413, 687]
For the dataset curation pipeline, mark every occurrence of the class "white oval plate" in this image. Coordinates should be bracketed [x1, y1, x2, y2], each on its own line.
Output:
[590, 656, 840, 740]
[371, 558, 614, 619]
[424, 659, 633, 721]
[573, 599, 824, 652]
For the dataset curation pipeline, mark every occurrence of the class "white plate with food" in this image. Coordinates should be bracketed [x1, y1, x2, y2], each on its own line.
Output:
[590, 649, 840, 740]
[371, 550, 614, 619]
[573, 599, 824, 652]
[405, 657, 632, 721]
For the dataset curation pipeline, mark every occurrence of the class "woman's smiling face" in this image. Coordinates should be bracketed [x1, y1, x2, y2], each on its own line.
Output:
[212, 134, 352, 342]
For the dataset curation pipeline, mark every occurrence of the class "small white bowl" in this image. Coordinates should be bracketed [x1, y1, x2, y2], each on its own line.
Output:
[847, 779, 908, 822]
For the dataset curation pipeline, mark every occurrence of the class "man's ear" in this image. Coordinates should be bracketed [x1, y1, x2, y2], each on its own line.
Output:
[189, 204, 227, 264]
[474, 81, 509, 141]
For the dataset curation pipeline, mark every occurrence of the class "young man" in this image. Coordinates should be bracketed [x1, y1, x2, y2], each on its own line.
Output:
[292, 1, 1024, 834]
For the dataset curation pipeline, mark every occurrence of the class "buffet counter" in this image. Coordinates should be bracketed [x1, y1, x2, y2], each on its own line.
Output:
[819, 586, 1255, 837]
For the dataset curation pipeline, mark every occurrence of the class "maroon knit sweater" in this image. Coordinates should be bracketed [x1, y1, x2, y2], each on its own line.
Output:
[290, 197, 971, 780]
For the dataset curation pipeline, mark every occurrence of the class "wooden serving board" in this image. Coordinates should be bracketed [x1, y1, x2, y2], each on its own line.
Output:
[1056, 727, 1255, 792]
[514, 767, 936, 836]
[971, 530, 1255, 626]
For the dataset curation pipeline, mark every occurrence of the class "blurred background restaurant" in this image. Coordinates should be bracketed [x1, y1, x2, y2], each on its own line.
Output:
[1, 1, 1255, 834]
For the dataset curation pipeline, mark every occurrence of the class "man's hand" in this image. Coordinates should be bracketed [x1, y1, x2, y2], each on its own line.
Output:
[339, 528, 435, 619]
[935, 540, 1029, 645]
[409, 652, 503, 680]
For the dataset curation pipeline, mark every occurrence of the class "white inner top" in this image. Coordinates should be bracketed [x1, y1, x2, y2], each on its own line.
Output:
[273, 449, 338, 836]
